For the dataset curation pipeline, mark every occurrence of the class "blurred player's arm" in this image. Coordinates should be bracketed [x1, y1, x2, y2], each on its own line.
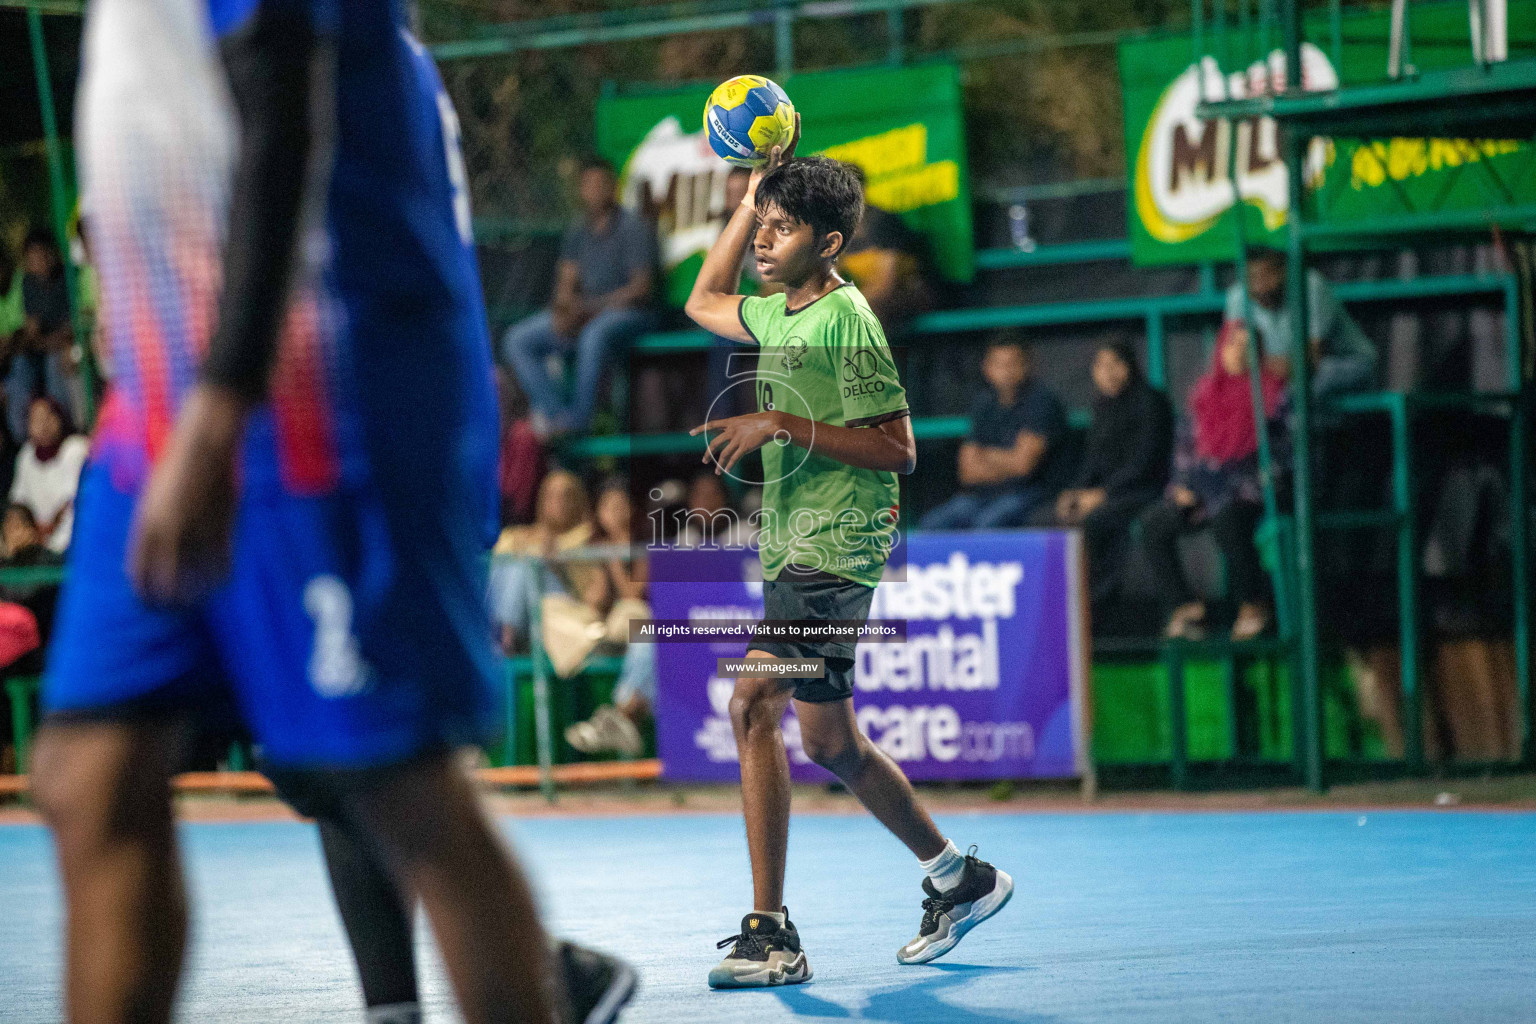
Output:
[130, 1, 333, 603]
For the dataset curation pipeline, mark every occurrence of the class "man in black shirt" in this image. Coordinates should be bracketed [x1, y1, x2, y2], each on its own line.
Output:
[920, 339, 1066, 529]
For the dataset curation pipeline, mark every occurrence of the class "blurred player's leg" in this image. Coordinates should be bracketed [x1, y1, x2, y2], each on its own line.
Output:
[316, 819, 420, 1022]
[343, 750, 557, 1024]
[31, 719, 187, 1024]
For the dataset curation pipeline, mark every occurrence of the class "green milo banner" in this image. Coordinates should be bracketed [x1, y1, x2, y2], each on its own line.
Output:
[1121, 0, 1536, 265]
[596, 62, 972, 307]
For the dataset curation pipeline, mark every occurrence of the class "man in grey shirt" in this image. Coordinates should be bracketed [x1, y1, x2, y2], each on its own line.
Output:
[1225, 248, 1377, 401]
[503, 155, 657, 435]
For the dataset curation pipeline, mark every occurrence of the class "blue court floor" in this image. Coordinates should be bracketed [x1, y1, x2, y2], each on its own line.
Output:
[2, 809, 1534, 1023]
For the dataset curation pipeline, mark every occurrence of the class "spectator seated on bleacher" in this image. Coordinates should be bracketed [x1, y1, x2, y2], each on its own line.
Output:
[488, 469, 603, 653]
[0, 502, 62, 647]
[1227, 247, 1377, 402]
[10, 397, 87, 554]
[565, 480, 654, 758]
[920, 338, 1066, 530]
[1138, 323, 1287, 643]
[1040, 342, 1172, 605]
[501, 155, 657, 438]
[6, 231, 79, 441]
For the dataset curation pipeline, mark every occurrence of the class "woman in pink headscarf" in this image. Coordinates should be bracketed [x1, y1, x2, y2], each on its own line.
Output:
[1137, 322, 1288, 641]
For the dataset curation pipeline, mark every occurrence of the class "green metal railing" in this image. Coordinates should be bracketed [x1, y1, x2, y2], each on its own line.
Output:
[1192, 0, 1536, 787]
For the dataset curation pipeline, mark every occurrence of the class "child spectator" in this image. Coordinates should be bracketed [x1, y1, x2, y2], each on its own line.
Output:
[488, 469, 600, 652]
[501, 156, 657, 437]
[920, 339, 1065, 529]
[1138, 323, 1286, 642]
[10, 397, 87, 553]
[565, 481, 653, 758]
[1046, 342, 1173, 604]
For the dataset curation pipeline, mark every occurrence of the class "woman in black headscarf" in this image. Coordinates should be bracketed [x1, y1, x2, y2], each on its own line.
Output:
[1048, 341, 1173, 604]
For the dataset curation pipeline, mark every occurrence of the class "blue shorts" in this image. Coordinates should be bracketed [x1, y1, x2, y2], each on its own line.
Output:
[43, 463, 501, 769]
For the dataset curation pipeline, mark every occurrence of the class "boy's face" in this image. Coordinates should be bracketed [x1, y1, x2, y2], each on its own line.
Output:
[578, 167, 616, 217]
[752, 201, 839, 288]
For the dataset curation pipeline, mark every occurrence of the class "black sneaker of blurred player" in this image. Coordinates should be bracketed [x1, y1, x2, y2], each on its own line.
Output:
[708, 908, 812, 989]
[557, 940, 638, 1023]
[897, 847, 1013, 964]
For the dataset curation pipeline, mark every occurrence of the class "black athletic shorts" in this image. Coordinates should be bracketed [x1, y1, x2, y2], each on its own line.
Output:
[747, 564, 876, 703]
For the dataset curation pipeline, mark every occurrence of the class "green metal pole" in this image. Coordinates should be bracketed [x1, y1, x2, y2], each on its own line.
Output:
[27, 9, 95, 427]
[1145, 311, 1167, 391]
[886, 3, 903, 66]
[1283, 127, 1324, 791]
[1328, 0, 1344, 69]
[1510, 393, 1531, 766]
[775, 3, 794, 78]
[1505, 275, 1532, 766]
[526, 558, 557, 802]
[1390, 397, 1423, 769]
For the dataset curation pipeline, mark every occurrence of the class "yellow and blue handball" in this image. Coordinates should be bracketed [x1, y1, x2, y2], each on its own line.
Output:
[703, 75, 796, 167]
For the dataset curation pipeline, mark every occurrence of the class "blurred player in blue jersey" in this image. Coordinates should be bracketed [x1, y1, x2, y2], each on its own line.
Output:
[28, 1, 631, 1022]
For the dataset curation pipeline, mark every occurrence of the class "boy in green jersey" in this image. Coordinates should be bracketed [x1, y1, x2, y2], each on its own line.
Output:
[685, 124, 1013, 988]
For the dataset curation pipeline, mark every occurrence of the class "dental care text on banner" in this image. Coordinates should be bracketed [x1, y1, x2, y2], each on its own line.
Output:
[649, 531, 1090, 783]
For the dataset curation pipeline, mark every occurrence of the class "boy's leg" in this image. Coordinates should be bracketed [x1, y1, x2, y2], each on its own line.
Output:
[728, 655, 797, 912]
[342, 750, 558, 1024]
[315, 819, 420, 1017]
[792, 697, 945, 860]
[31, 718, 188, 1024]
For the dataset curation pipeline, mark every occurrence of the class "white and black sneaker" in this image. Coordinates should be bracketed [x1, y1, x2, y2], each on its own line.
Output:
[897, 847, 1013, 965]
[708, 908, 812, 989]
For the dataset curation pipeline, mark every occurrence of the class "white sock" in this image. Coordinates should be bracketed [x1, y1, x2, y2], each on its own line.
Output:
[752, 909, 786, 926]
[366, 1003, 421, 1024]
[919, 839, 966, 893]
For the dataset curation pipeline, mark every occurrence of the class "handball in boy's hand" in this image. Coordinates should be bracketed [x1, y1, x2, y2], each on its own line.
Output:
[704, 75, 796, 167]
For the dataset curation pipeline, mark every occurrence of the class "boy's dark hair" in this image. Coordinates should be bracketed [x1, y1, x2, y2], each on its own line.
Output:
[1245, 245, 1284, 268]
[23, 228, 59, 257]
[578, 154, 616, 176]
[4, 503, 37, 531]
[755, 156, 864, 259]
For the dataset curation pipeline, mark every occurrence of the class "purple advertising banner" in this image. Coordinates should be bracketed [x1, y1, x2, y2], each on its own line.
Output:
[651, 531, 1088, 782]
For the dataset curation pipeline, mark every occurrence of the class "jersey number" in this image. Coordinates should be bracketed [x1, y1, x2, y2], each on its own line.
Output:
[436, 93, 474, 246]
[304, 575, 367, 698]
